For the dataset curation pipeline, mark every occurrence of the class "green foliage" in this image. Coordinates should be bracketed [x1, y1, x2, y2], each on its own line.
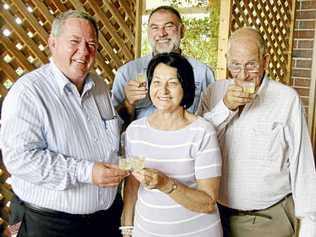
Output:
[169, 0, 208, 7]
[141, 3, 219, 70]
[181, 10, 219, 68]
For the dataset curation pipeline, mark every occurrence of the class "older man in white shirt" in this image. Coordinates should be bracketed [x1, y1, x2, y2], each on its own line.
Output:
[198, 27, 316, 237]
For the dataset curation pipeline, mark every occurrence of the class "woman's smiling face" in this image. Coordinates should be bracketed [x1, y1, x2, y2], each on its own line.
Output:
[149, 63, 184, 112]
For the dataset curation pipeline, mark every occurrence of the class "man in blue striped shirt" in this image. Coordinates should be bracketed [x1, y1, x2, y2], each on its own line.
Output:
[0, 10, 128, 237]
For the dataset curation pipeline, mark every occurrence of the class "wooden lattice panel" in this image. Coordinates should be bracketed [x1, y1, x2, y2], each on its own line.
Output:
[0, 0, 137, 98]
[231, 0, 296, 84]
[0, 160, 13, 234]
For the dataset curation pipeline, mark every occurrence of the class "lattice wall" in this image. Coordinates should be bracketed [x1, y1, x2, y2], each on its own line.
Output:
[230, 0, 296, 84]
[0, 0, 138, 98]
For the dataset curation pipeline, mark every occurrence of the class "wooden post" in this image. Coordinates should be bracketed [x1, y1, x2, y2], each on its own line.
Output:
[308, 29, 316, 155]
[134, 0, 143, 59]
[286, 0, 297, 86]
[216, 0, 232, 80]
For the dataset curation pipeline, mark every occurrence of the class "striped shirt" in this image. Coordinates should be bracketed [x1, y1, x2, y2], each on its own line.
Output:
[0, 61, 121, 214]
[197, 76, 316, 222]
[112, 54, 215, 119]
[125, 117, 222, 237]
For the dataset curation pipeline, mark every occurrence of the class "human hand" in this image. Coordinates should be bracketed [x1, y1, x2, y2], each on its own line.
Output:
[92, 162, 129, 187]
[223, 84, 255, 111]
[124, 80, 147, 106]
[3, 227, 12, 237]
[132, 168, 171, 192]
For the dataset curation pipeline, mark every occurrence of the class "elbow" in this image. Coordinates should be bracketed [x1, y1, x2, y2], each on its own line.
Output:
[201, 192, 218, 213]
[191, 199, 217, 214]
[2, 152, 20, 176]
[203, 204, 216, 213]
[190, 204, 216, 214]
[201, 200, 217, 213]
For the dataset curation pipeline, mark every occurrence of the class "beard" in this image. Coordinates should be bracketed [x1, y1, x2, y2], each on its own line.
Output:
[150, 37, 181, 55]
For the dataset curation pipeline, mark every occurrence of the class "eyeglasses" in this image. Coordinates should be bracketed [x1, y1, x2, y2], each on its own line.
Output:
[228, 61, 260, 73]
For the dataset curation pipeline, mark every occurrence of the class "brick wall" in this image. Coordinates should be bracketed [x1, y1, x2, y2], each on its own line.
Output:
[292, 0, 315, 115]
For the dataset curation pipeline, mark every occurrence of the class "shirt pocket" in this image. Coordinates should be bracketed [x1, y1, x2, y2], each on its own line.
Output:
[102, 116, 121, 153]
[251, 122, 286, 161]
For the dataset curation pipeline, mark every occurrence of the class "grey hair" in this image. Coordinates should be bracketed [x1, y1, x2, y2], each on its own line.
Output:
[51, 10, 98, 38]
[148, 5, 182, 24]
[228, 26, 266, 58]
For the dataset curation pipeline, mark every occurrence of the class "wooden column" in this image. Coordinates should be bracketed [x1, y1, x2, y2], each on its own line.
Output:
[308, 29, 316, 155]
[134, 0, 143, 59]
[216, 0, 232, 80]
[286, 0, 297, 85]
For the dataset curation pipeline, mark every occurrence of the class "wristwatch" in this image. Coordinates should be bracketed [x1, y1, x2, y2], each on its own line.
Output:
[165, 179, 177, 194]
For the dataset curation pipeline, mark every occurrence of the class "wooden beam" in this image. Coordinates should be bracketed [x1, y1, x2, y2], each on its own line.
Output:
[31, 0, 54, 24]
[104, 1, 135, 43]
[308, 27, 316, 154]
[286, 0, 297, 85]
[95, 53, 114, 79]
[134, 0, 143, 59]
[119, 0, 135, 23]
[0, 83, 8, 97]
[0, 8, 48, 64]
[50, 0, 68, 13]
[67, 0, 82, 10]
[13, 0, 49, 44]
[0, 35, 35, 72]
[98, 33, 122, 68]
[144, 7, 209, 16]
[85, 0, 133, 60]
[216, 0, 232, 80]
[0, 60, 18, 82]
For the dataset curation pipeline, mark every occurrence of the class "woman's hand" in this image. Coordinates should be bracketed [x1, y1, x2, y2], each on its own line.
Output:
[133, 168, 219, 213]
[132, 168, 171, 192]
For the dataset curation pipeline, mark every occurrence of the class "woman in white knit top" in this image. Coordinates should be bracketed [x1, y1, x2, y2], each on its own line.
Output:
[121, 53, 223, 237]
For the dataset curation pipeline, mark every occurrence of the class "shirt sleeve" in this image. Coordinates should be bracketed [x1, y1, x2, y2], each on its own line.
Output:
[197, 86, 238, 142]
[124, 127, 132, 158]
[287, 96, 316, 219]
[203, 100, 237, 127]
[205, 65, 216, 85]
[196, 86, 212, 116]
[205, 100, 237, 140]
[194, 123, 221, 179]
[111, 67, 128, 108]
[299, 215, 316, 237]
[0, 82, 95, 190]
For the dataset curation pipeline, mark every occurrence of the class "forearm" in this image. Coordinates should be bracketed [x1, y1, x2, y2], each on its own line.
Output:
[122, 176, 139, 226]
[203, 100, 237, 127]
[2, 147, 94, 190]
[116, 100, 135, 127]
[289, 101, 316, 224]
[0, 84, 96, 191]
[202, 100, 237, 143]
[162, 179, 217, 213]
